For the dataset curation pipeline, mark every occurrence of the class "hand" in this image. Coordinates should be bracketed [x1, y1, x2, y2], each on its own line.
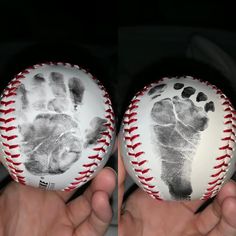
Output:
[0, 167, 116, 236]
[118, 145, 236, 236]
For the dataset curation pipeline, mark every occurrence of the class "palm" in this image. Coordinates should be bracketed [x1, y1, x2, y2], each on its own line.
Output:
[0, 167, 116, 236]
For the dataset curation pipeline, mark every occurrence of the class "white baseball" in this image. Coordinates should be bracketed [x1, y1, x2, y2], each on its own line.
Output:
[0, 62, 115, 191]
[120, 76, 236, 201]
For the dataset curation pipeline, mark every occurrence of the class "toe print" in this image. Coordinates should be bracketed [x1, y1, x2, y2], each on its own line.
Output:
[205, 101, 215, 112]
[151, 82, 215, 200]
[15, 69, 107, 176]
[181, 86, 196, 98]
[196, 92, 207, 102]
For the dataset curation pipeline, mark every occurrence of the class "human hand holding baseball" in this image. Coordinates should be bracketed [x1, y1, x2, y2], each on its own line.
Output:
[0, 167, 116, 236]
[118, 149, 236, 236]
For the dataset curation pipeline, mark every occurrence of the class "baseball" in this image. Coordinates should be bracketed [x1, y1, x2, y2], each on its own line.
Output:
[120, 76, 236, 201]
[0, 62, 115, 191]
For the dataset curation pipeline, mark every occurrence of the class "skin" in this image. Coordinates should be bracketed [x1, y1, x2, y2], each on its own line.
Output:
[118, 143, 236, 236]
[0, 167, 116, 236]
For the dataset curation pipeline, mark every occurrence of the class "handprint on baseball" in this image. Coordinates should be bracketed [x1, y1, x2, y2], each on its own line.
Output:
[149, 82, 215, 200]
[16, 71, 107, 176]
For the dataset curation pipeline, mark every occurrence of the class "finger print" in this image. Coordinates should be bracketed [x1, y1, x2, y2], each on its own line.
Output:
[68, 77, 85, 110]
[33, 73, 46, 84]
[18, 84, 29, 110]
[49, 72, 67, 97]
[48, 72, 69, 113]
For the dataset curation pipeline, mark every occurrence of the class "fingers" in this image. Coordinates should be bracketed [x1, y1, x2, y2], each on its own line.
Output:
[195, 180, 236, 235]
[75, 191, 113, 236]
[66, 167, 116, 227]
[118, 139, 126, 222]
[83, 167, 117, 202]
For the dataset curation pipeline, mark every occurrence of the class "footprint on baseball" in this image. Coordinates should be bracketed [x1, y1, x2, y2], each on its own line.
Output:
[17, 71, 107, 176]
[150, 83, 215, 200]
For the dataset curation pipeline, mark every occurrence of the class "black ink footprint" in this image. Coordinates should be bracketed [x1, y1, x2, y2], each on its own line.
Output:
[18, 72, 106, 176]
[149, 82, 215, 200]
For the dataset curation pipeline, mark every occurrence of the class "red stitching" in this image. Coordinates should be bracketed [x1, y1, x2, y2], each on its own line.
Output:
[129, 105, 139, 111]
[219, 144, 233, 151]
[1, 101, 15, 106]
[145, 188, 159, 194]
[211, 169, 226, 178]
[8, 165, 23, 173]
[125, 134, 139, 141]
[222, 137, 235, 142]
[100, 131, 112, 139]
[88, 154, 102, 161]
[128, 151, 144, 158]
[93, 147, 106, 152]
[224, 129, 235, 134]
[134, 168, 150, 174]
[208, 177, 224, 185]
[224, 114, 233, 119]
[131, 160, 147, 166]
[138, 176, 153, 182]
[140, 181, 155, 188]
[10, 154, 20, 159]
[0, 126, 16, 132]
[75, 175, 90, 181]
[124, 127, 138, 133]
[5, 158, 22, 166]
[97, 139, 110, 146]
[0, 118, 15, 124]
[2, 93, 17, 98]
[1, 135, 18, 141]
[83, 163, 98, 167]
[2, 143, 19, 149]
[105, 115, 115, 123]
[4, 87, 18, 93]
[214, 162, 228, 169]
[123, 118, 138, 125]
[79, 170, 94, 175]
[127, 142, 141, 149]
[0, 108, 15, 114]
[124, 112, 137, 119]
[216, 154, 230, 160]
[104, 123, 115, 132]
[10, 80, 21, 86]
